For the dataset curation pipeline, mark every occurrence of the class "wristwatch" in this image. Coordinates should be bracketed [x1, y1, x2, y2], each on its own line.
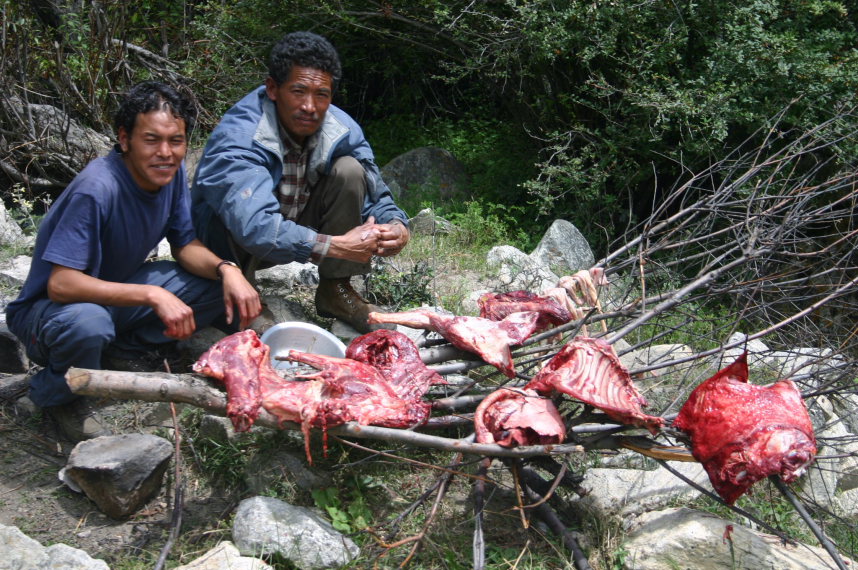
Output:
[215, 260, 239, 280]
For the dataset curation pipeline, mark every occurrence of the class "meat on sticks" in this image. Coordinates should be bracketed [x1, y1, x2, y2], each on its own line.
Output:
[478, 290, 572, 331]
[673, 352, 817, 504]
[285, 350, 431, 429]
[193, 329, 266, 432]
[367, 308, 542, 378]
[345, 329, 446, 401]
[474, 387, 566, 447]
[525, 336, 664, 434]
[548, 267, 610, 333]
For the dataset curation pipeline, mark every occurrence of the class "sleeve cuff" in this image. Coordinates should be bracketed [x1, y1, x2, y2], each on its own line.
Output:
[310, 234, 332, 264]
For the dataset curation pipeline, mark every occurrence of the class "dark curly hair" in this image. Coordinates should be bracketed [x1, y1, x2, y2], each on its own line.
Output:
[268, 31, 342, 89]
[113, 81, 197, 139]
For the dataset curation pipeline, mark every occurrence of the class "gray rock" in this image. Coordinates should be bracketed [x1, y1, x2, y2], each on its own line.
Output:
[257, 262, 319, 289]
[0, 324, 28, 373]
[174, 540, 272, 570]
[5, 96, 112, 174]
[381, 146, 468, 200]
[244, 449, 333, 494]
[486, 245, 558, 293]
[232, 496, 360, 569]
[63, 434, 174, 519]
[0, 255, 32, 288]
[0, 523, 109, 569]
[622, 507, 852, 570]
[529, 219, 594, 274]
[408, 208, 456, 236]
[0, 201, 28, 247]
[149, 237, 173, 260]
[573, 462, 710, 517]
[258, 293, 309, 324]
[620, 343, 694, 376]
[178, 326, 227, 363]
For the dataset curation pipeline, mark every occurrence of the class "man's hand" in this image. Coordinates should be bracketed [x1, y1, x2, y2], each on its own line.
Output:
[148, 287, 198, 340]
[328, 217, 382, 263]
[219, 264, 262, 329]
[375, 221, 410, 257]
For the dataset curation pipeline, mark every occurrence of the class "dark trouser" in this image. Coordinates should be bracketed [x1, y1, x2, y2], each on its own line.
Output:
[231, 156, 371, 281]
[10, 260, 224, 407]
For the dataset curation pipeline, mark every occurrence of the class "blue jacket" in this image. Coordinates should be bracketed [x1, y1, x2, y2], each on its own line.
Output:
[191, 86, 407, 265]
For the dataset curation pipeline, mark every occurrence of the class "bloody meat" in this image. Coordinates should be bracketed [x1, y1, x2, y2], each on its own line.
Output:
[285, 350, 431, 429]
[346, 329, 446, 401]
[192, 329, 266, 432]
[474, 387, 566, 447]
[193, 330, 434, 462]
[526, 336, 664, 434]
[478, 290, 572, 331]
[673, 352, 817, 504]
[367, 308, 542, 377]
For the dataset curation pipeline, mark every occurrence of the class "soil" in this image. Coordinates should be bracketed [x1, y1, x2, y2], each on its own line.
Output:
[0, 373, 237, 568]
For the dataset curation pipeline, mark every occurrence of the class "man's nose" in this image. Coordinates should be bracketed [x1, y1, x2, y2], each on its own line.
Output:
[300, 94, 315, 113]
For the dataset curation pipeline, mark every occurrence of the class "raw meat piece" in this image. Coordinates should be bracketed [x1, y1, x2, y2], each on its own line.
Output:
[192, 329, 266, 432]
[557, 268, 608, 308]
[285, 350, 431, 429]
[478, 290, 572, 331]
[346, 329, 446, 401]
[367, 308, 542, 378]
[526, 337, 664, 434]
[474, 388, 566, 447]
[193, 330, 432, 463]
[673, 353, 817, 504]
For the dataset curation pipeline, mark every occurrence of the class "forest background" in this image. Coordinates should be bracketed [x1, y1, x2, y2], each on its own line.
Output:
[2, 0, 857, 257]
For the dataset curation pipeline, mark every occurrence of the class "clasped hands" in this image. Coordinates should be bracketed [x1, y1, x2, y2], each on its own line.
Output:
[337, 216, 410, 263]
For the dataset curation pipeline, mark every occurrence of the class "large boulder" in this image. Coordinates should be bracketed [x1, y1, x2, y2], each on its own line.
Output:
[0, 523, 109, 569]
[0, 201, 28, 247]
[232, 496, 360, 569]
[381, 147, 468, 200]
[62, 434, 174, 519]
[529, 219, 595, 274]
[623, 507, 852, 570]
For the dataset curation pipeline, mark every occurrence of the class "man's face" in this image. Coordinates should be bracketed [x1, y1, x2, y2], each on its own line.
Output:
[265, 65, 333, 145]
[118, 109, 187, 192]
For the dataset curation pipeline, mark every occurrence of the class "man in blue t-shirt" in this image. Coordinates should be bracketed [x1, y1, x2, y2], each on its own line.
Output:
[5, 82, 261, 442]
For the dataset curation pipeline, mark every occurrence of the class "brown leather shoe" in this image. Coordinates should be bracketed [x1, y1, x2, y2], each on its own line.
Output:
[45, 397, 113, 442]
[315, 278, 395, 334]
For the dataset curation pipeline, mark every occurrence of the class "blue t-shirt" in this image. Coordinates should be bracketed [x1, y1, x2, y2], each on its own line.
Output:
[6, 147, 196, 331]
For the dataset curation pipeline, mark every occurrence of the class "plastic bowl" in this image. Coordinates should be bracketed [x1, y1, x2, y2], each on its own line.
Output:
[259, 322, 347, 371]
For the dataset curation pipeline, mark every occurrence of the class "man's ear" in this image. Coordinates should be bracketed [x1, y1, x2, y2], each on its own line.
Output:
[264, 76, 278, 101]
[117, 126, 129, 153]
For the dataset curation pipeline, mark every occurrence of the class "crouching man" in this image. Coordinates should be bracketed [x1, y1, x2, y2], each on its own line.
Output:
[5, 82, 262, 442]
[191, 31, 409, 333]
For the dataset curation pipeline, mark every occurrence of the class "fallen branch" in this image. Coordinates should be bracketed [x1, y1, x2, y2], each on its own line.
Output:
[65, 368, 584, 459]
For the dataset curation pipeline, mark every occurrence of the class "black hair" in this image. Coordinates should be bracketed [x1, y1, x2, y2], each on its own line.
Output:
[268, 31, 342, 89]
[113, 81, 197, 139]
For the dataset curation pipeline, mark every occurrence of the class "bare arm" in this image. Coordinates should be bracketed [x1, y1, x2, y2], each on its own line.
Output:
[173, 239, 262, 330]
[47, 265, 198, 340]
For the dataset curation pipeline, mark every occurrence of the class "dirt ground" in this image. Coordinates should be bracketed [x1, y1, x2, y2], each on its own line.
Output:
[0, 377, 237, 568]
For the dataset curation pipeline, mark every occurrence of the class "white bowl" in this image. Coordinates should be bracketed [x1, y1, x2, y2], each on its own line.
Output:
[259, 322, 347, 370]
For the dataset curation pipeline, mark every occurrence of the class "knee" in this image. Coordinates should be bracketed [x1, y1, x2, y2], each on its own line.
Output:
[329, 156, 366, 198]
[46, 304, 115, 351]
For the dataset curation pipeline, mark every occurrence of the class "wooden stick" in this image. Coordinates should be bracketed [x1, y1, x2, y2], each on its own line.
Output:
[65, 368, 584, 459]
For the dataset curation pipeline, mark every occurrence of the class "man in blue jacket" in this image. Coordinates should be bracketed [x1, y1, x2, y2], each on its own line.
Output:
[6, 82, 262, 442]
[191, 31, 410, 333]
